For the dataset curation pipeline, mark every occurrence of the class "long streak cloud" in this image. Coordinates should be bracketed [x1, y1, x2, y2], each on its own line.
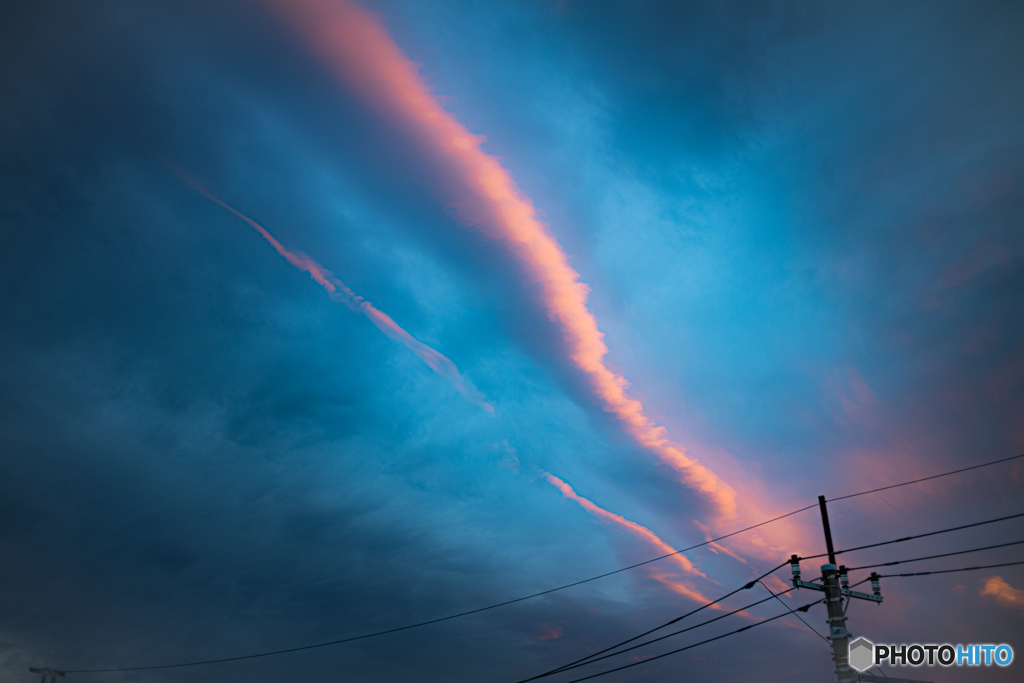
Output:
[182, 173, 494, 413]
[270, 0, 737, 519]
[544, 472, 713, 604]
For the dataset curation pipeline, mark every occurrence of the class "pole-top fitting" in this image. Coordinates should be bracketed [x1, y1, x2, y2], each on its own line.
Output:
[818, 495, 837, 566]
[839, 565, 849, 589]
[870, 571, 882, 599]
[789, 554, 801, 584]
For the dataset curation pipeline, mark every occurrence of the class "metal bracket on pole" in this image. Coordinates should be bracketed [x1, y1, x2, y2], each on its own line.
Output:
[789, 556, 883, 604]
[792, 578, 883, 603]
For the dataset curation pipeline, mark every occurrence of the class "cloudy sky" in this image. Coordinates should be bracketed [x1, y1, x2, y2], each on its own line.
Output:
[2, 1, 1023, 681]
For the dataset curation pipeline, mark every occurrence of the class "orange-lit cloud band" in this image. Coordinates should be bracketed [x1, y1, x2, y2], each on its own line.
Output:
[981, 576, 1024, 615]
[183, 174, 493, 413]
[270, 0, 736, 519]
[544, 472, 713, 604]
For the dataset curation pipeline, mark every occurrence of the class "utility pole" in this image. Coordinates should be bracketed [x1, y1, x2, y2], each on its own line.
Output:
[28, 669, 64, 683]
[819, 494, 856, 683]
[789, 496, 932, 683]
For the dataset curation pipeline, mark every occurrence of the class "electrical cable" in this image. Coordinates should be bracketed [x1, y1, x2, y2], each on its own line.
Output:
[845, 538, 1024, 572]
[62, 452, 1022, 674]
[524, 588, 801, 679]
[555, 598, 826, 683]
[757, 580, 828, 644]
[516, 560, 791, 682]
[829, 452, 1023, 502]
[533, 498, 1024, 681]
[800, 511, 1024, 562]
[878, 559, 1024, 578]
[65, 552, 805, 675]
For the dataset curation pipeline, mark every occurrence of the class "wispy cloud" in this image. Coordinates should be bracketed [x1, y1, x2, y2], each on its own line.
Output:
[270, 0, 736, 520]
[180, 171, 493, 413]
[544, 472, 712, 603]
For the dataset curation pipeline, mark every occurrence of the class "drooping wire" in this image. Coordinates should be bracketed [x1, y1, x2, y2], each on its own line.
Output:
[524, 586, 816, 678]
[878, 559, 1024, 578]
[845, 538, 1024, 572]
[65, 543, 807, 674]
[63, 452, 1022, 674]
[516, 560, 791, 682]
[800, 511, 1024, 561]
[829, 452, 1023, 502]
[555, 598, 826, 683]
[757, 580, 828, 644]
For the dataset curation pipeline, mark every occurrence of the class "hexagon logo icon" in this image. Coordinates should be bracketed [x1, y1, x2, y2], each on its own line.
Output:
[848, 637, 874, 672]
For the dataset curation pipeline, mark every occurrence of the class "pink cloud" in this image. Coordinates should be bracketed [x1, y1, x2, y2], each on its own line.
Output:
[180, 170, 494, 413]
[269, 0, 738, 520]
[980, 576, 1024, 616]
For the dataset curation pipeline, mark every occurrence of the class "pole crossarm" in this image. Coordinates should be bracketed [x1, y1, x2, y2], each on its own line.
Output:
[792, 579, 883, 603]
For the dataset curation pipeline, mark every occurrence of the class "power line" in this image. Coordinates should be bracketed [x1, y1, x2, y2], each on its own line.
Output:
[829, 452, 1023, 502]
[757, 580, 828, 644]
[800, 510, 1024, 561]
[555, 598, 825, 683]
[66, 533, 809, 674]
[62, 452, 1021, 674]
[846, 538, 1024, 572]
[527, 586, 818, 678]
[518, 561, 790, 682]
[792, 494, 1023, 682]
[878, 559, 1024, 578]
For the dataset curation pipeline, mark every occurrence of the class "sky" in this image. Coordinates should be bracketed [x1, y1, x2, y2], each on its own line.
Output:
[1, 1, 1023, 682]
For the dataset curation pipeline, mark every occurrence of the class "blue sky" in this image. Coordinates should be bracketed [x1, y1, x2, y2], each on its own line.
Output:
[1, 1, 1023, 681]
